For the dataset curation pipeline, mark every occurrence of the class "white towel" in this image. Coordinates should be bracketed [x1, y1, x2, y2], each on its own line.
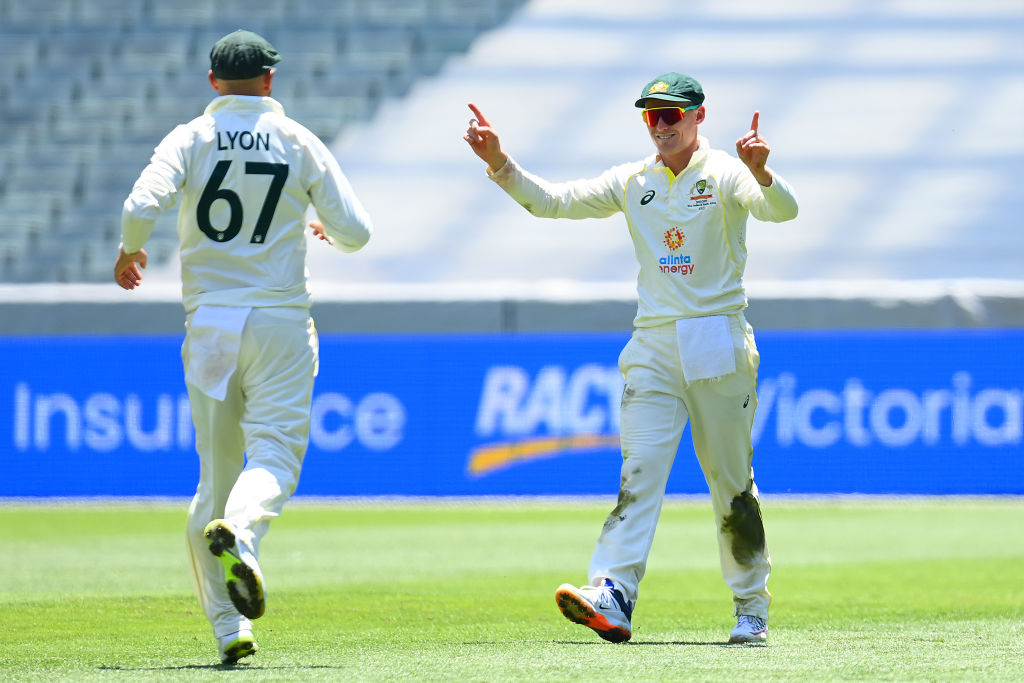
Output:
[185, 306, 252, 401]
[675, 315, 736, 382]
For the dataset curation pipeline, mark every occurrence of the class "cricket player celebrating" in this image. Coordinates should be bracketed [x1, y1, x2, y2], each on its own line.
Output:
[465, 73, 798, 644]
[114, 30, 372, 664]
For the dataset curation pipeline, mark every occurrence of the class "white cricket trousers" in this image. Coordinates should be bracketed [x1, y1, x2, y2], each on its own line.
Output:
[588, 312, 772, 619]
[182, 307, 318, 638]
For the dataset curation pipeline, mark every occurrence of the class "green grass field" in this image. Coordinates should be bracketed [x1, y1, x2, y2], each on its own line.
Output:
[1, 497, 1022, 681]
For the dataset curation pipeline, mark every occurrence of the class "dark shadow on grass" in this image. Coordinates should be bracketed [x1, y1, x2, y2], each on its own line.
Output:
[463, 640, 758, 647]
[550, 640, 746, 647]
[99, 664, 347, 672]
[629, 641, 766, 647]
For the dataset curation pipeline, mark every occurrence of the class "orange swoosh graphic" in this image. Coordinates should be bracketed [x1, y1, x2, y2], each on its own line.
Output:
[467, 434, 621, 476]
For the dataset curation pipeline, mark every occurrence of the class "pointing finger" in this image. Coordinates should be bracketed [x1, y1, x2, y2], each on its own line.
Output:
[467, 102, 490, 127]
[750, 111, 760, 135]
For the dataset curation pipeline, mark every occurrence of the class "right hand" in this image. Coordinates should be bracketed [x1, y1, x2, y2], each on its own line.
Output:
[114, 246, 147, 290]
[309, 220, 334, 246]
[464, 102, 508, 173]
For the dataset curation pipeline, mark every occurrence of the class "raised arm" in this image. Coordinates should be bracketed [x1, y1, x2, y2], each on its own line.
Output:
[735, 111, 773, 187]
[464, 102, 509, 173]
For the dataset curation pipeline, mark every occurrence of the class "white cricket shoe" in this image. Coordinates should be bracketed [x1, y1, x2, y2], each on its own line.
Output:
[218, 629, 258, 664]
[729, 615, 768, 643]
[204, 519, 266, 619]
[555, 579, 633, 643]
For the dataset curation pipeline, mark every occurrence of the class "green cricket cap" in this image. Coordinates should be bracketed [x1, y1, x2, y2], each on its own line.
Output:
[635, 72, 704, 108]
[210, 30, 281, 80]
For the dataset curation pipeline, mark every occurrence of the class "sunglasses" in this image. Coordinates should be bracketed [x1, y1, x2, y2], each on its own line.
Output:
[641, 104, 701, 126]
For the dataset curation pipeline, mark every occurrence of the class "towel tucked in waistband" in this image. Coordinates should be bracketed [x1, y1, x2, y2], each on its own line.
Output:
[184, 305, 252, 401]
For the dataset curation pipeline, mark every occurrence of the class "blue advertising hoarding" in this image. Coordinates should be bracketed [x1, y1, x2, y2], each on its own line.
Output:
[1, 330, 1021, 497]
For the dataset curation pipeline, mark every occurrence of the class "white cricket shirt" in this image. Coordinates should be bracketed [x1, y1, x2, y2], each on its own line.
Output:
[122, 95, 372, 312]
[488, 137, 798, 327]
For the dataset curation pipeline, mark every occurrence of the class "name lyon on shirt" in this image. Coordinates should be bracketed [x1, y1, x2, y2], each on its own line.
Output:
[659, 254, 694, 275]
[216, 130, 271, 151]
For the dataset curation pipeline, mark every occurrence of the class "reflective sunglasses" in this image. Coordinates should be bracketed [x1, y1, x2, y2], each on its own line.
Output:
[641, 104, 701, 126]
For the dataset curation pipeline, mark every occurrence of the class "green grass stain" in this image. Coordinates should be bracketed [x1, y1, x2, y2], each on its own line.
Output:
[721, 491, 766, 565]
[602, 484, 638, 532]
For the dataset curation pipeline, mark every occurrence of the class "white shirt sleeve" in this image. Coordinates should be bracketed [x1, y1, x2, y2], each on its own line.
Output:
[120, 126, 189, 253]
[486, 156, 640, 220]
[728, 160, 799, 223]
[304, 137, 372, 253]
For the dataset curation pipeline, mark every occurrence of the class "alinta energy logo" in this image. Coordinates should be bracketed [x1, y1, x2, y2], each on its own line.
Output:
[663, 226, 685, 251]
[660, 226, 693, 275]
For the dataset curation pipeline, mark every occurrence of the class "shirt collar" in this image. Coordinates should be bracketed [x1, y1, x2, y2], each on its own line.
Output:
[204, 95, 285, 116]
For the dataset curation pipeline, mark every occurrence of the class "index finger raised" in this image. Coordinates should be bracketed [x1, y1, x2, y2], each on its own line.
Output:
[467, 102, 490, 126]
[750, 111, 760, 134]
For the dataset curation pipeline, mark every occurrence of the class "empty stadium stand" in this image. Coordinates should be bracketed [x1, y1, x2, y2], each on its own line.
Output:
[1, 0, 1021, 289]
[0, 0, 527, 282]
[313, 0, 1024, 288]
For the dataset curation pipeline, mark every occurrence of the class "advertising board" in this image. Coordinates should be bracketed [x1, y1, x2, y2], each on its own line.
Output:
[2, 330, 1020, 496]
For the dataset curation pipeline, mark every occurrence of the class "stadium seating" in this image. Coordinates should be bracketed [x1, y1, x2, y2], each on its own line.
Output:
[0, 0, 526, 282]
[313, 0, 1024, 287]
[1, 0, 1021, 286]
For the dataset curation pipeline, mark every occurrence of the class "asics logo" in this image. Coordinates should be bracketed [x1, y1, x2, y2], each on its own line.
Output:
[640, 190, 655, 205]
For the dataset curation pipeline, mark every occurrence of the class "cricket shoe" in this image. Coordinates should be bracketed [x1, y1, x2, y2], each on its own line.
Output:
[555, 579, 633, 643]
[204, 519, 266, 619]
[218, 629, 258, 664]
[729, 615, 768, 644]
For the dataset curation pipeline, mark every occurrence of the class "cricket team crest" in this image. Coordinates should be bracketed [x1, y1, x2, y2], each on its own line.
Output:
[647, 81, 670, 96]
[688, 177, 718, 209]
[663, 227, 685, 251]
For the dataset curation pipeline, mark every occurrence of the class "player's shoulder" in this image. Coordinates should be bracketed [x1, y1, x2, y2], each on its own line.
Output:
[703, 146, 749, 180]
[247, 107, 328, 154]
[268, 112, 322, 143]
[153, 116, 205, 150]
[704, 146, 739, 164]
[606, 157, 650, 181]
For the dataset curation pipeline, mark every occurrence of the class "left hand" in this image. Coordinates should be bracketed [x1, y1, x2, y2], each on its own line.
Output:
[464, 102, 508, 173]
[735, 111, 773, 186]
[114, 247, 147, 290]
[309, 220, 334, 246]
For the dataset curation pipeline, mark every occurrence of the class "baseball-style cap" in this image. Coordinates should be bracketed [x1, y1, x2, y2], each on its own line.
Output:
[210, 30, 281, 80]
[634, 73, 704, 108]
